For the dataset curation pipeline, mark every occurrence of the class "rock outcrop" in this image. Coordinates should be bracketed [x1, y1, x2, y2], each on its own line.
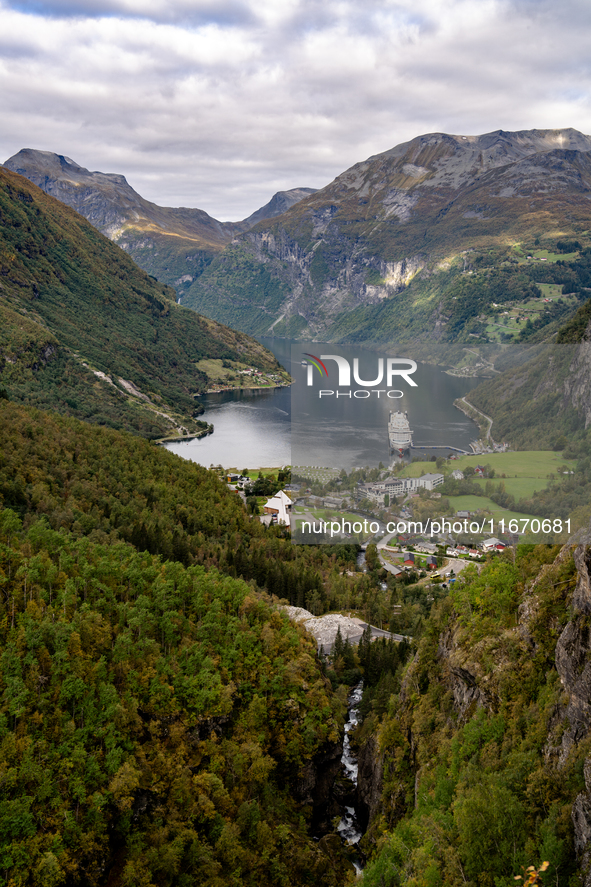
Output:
[356, 733, 383, 829]
[543, 545, 591, 884]
[564, 327, 591, 430]
[294, 739, 344, 836]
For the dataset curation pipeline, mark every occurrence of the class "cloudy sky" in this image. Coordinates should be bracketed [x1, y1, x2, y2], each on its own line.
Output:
[1, 0, 591, 219]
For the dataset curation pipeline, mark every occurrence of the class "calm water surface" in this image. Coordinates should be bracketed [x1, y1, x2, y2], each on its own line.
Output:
[164, 385, 291, 469]
[164, 338, 482, 469]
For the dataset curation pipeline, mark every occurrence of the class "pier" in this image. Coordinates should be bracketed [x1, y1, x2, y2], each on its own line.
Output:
[410, 444, 470, 455]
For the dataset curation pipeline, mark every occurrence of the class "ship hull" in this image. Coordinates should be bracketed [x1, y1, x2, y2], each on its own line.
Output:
[388, 410, 413, 455]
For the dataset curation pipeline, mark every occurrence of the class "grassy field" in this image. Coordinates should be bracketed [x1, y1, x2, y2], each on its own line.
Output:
[401, 451, 575, 479]
[399, 451, 576, 517]
[195, 357, 290, 390]
[538, 283, 565, 298]
[470, 476, 565, 499]
[484, 292, 578, 341]
[515, 248, 580, 263]
[449, 451, 575, 477]
[531, 248, 579, 262]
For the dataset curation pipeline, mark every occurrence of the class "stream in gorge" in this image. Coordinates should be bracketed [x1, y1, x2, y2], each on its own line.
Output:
[337, 683, 365, 874]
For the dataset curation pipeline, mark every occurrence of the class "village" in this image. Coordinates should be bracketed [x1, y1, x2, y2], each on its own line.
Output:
[221, 466, 512, 589]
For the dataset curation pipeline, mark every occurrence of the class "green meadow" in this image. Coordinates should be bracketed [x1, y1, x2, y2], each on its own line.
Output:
[400, 451, 575, 480]
[449, 450, 575, 477]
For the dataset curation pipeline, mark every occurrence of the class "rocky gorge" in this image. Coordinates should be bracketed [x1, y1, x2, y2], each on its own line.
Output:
[349, 542, 591, 886]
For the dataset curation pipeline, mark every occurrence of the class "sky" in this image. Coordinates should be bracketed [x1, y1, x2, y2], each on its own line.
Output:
[1, 0, 591, 220]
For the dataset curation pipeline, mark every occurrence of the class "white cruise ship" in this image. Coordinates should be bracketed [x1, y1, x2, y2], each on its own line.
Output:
[388, 411, 413, 455]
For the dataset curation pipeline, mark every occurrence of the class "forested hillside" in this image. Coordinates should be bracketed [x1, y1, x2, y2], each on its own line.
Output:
[4, 348, 591, 885]
[0, 398, 364, 886]
[0, 167, 285, 439]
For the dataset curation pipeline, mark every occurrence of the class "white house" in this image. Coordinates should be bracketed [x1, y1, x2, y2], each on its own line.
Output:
[481, 536, 503, 551]
[263, 490, 292, 525]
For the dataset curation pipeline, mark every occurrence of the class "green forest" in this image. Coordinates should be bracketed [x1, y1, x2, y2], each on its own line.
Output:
[1, 397, 591, 886]
[360, 546, 585, 887]
[0, 399, 360, 886]
[3, 164, 591, 887]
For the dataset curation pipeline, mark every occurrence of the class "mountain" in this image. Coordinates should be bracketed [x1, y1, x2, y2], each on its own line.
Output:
[240, 187, 317, 228]
[177, 128, 591, 341]
[0, 166, 287, 438]
[3, 149, 316, 302]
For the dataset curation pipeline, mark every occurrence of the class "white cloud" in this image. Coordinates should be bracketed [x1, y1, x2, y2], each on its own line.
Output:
[1, 0, 591, 219]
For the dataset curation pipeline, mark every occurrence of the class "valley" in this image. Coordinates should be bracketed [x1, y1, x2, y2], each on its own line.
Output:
[3, 127, 591, 887]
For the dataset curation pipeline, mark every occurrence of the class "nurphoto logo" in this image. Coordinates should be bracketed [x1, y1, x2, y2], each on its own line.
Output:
[303, 353, 418, 398]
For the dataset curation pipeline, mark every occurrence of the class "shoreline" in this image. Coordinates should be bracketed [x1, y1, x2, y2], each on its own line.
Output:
[158, 382, 291, 445]
[155, 425, 214, 445]
[201, 382, 291, 395]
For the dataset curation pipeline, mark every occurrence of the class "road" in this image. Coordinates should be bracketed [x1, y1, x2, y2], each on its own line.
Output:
[458, 396, 494, 445]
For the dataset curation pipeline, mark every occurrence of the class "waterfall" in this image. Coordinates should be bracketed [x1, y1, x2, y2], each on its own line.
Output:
[337, 682, 364, 874]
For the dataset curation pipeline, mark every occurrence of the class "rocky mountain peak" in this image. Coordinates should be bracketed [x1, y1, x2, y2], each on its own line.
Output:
[3, 149, 316, 294]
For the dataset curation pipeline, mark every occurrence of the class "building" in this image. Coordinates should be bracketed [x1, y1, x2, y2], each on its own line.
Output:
[323, 496, 346, 508]
[481, 537, 504, 551]
[263, 490, 292, 526]
[415, 541, 437, 554]
[361, 472, 444, 502]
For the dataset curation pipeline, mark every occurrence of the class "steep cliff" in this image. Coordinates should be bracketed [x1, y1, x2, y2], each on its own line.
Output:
[358, 546, 591, 887]
[184, 128, 591, 340]
[356, 733, 383, 829]
[548, 546, 591, 884]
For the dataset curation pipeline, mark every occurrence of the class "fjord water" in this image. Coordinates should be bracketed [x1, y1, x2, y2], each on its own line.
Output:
[290, 342, 483, 469]
[163, 385, 292, 469]
[164, 338, 481, 469]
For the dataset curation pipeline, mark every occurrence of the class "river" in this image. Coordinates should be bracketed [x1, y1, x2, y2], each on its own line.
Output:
[338, 683, 365, 874]
[163, 338, 482, 469]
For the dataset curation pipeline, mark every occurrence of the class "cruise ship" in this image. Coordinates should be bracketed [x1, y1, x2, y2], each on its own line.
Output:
[388, 411, 413, 455]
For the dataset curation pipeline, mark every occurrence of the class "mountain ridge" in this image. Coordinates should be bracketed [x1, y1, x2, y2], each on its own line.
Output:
[179, 127, 591, 340]
[3, 148, 317, 300]
[0, 166, 287, 438]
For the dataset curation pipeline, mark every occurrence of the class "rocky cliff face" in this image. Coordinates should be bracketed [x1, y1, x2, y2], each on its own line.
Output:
[356, 733, 383, 830]
[183, 128, 591, 339]
[545, 546, 591, 884]
[564, 324, 591, 429]
[293, 739, 344, 835]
